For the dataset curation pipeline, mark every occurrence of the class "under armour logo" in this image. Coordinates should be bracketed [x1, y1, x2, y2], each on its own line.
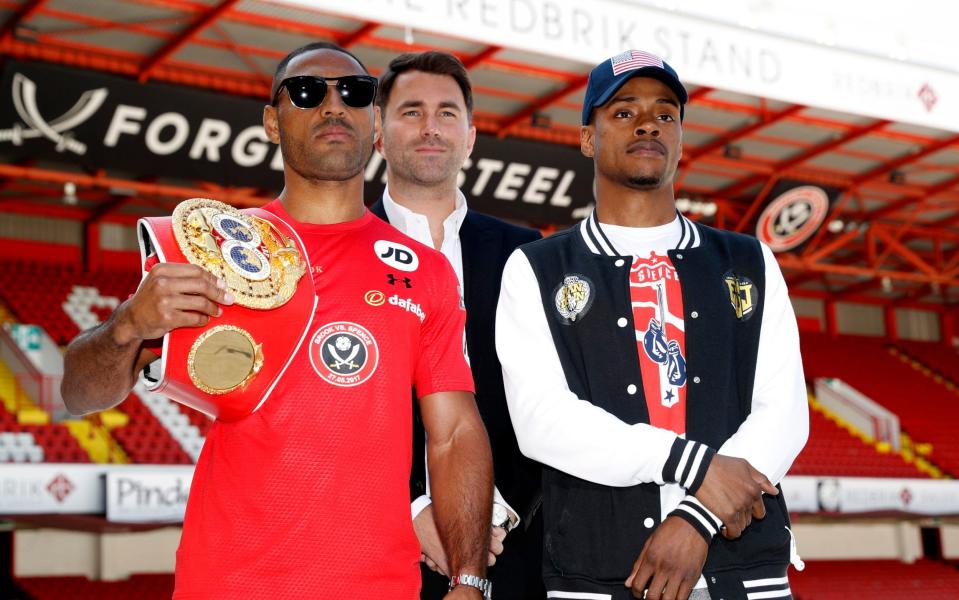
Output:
[0, 73, 108, 156]
[387, 274, 412, 288]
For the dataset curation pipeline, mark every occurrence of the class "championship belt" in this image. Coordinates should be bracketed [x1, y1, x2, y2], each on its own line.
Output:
[136, 198, 314, 421]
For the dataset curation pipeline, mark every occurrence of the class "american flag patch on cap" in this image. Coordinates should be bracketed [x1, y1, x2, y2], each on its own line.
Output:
[610, 50, 663, 75]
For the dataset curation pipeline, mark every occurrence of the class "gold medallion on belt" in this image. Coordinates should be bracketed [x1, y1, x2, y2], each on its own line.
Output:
[172, 198, 305, 310]
[188, 325, 265, 395]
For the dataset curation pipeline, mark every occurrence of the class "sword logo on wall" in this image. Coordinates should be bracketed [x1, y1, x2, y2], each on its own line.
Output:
[0, 73, 108, 155]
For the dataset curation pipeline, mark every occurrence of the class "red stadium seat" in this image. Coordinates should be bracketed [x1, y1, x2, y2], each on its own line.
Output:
[111, 394, 193, 465]
[896, 340, 959, 389]
[801, 332, 959, 476]
[791, 559, 959, 599]
[15, 573, 175, 600]
[0, 260, 139, 345]
[19, 424, 91, 463]
[792, 406, 929, 478]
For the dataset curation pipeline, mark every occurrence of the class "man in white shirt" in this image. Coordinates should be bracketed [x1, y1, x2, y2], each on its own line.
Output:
[495, 50, 808, 600]
[370, 51, 544, 599]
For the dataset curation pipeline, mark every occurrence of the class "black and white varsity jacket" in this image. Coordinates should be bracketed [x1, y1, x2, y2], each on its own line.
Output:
[495, 212, 809, 599]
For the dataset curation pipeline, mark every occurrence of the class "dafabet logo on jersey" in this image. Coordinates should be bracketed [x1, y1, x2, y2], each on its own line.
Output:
[309, 322, 379, 387]
[364, 290, 386, 306]
[388, 294, 425, 322]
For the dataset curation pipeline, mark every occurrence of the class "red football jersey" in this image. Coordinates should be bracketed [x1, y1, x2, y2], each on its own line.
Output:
[173, 201, 474, 599]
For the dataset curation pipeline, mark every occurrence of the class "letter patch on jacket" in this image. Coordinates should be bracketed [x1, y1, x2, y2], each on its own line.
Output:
[723, 271, 757, 321]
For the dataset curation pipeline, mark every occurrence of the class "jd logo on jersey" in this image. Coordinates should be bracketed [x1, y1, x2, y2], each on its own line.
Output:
[723, 271, 757, 321]
[374, 240, 419, 272]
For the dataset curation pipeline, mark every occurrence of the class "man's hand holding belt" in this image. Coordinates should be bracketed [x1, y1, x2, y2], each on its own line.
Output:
[113, 263, 234, 349]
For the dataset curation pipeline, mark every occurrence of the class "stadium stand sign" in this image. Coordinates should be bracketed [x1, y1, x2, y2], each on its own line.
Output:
[105, 468, 192, 523]
[364, 133, 593, 224]
[289, 0, 959, 132]
[809, 476, 959, 516]
[0, 464, 102, 513]
[780, 475, 819, 513]
[0, 60, 594, 225]
[0, 462, 956, 521]
[0, 60, 285, 190]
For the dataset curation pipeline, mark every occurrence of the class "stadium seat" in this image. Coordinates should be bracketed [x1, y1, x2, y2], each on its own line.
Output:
[801, 332, 959, 476]
[792, 409, 929, 479]
[0, 260, 211, 465]
[0, 261, 138, 346]
[19, 424, 91, 463]
[791, 559, 959, 599]
[110, 394, 193, 465]
[15, 573, 174, 600]
[895, 340, 959, 389]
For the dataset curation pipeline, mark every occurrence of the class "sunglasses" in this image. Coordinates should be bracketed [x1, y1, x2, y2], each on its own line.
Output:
[271, 75, 378, 109]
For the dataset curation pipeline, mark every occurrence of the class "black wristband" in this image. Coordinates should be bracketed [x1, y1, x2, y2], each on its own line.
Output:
[669, 496, 722, 543]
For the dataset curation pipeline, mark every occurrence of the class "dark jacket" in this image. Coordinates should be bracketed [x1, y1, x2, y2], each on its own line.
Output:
[371, 199, 544, 599]
[522, 215, 794, 598]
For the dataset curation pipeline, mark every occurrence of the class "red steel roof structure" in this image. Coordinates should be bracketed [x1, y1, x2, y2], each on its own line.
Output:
[1, 0, 958, 313]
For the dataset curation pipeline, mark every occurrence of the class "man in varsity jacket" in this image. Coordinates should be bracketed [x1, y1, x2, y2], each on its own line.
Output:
[495, 50, 808, 600]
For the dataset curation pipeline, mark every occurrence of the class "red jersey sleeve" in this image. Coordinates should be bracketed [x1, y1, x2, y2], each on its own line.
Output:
[413, 257, 474, 397]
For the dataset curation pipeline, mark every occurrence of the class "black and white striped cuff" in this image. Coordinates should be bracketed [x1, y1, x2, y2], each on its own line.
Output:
[670, 496, 723, 543]
[743, 576, 792, 599]
[661, 438, 715, 494]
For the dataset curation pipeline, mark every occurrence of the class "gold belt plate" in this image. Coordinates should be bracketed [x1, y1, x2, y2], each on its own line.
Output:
[172, 198, 305, 310]
[188, 325, 264, 395]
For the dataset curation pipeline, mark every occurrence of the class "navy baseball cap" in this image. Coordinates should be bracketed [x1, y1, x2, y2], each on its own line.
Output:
[581, 50, 688, 125]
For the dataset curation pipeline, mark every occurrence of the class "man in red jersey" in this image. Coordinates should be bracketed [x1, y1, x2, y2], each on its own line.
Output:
[61, 42, 494, 600]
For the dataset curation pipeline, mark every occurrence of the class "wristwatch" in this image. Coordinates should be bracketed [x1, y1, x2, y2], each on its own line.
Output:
[449, 573, 492, 599]
[491, 502, 515, 532]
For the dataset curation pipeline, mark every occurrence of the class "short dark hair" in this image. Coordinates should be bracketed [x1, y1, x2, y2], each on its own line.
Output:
[376, 51, 474, 120]
[272, 42, 369, 101]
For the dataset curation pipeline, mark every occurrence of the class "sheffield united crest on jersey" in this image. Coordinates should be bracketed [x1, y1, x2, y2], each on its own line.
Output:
[553, 274, 593, 324]
[309, 322, 379, 387]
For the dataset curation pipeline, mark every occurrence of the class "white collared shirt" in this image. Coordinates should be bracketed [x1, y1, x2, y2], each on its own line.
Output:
[382, 186, 467, 289]
[382, 188, 518, 527]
